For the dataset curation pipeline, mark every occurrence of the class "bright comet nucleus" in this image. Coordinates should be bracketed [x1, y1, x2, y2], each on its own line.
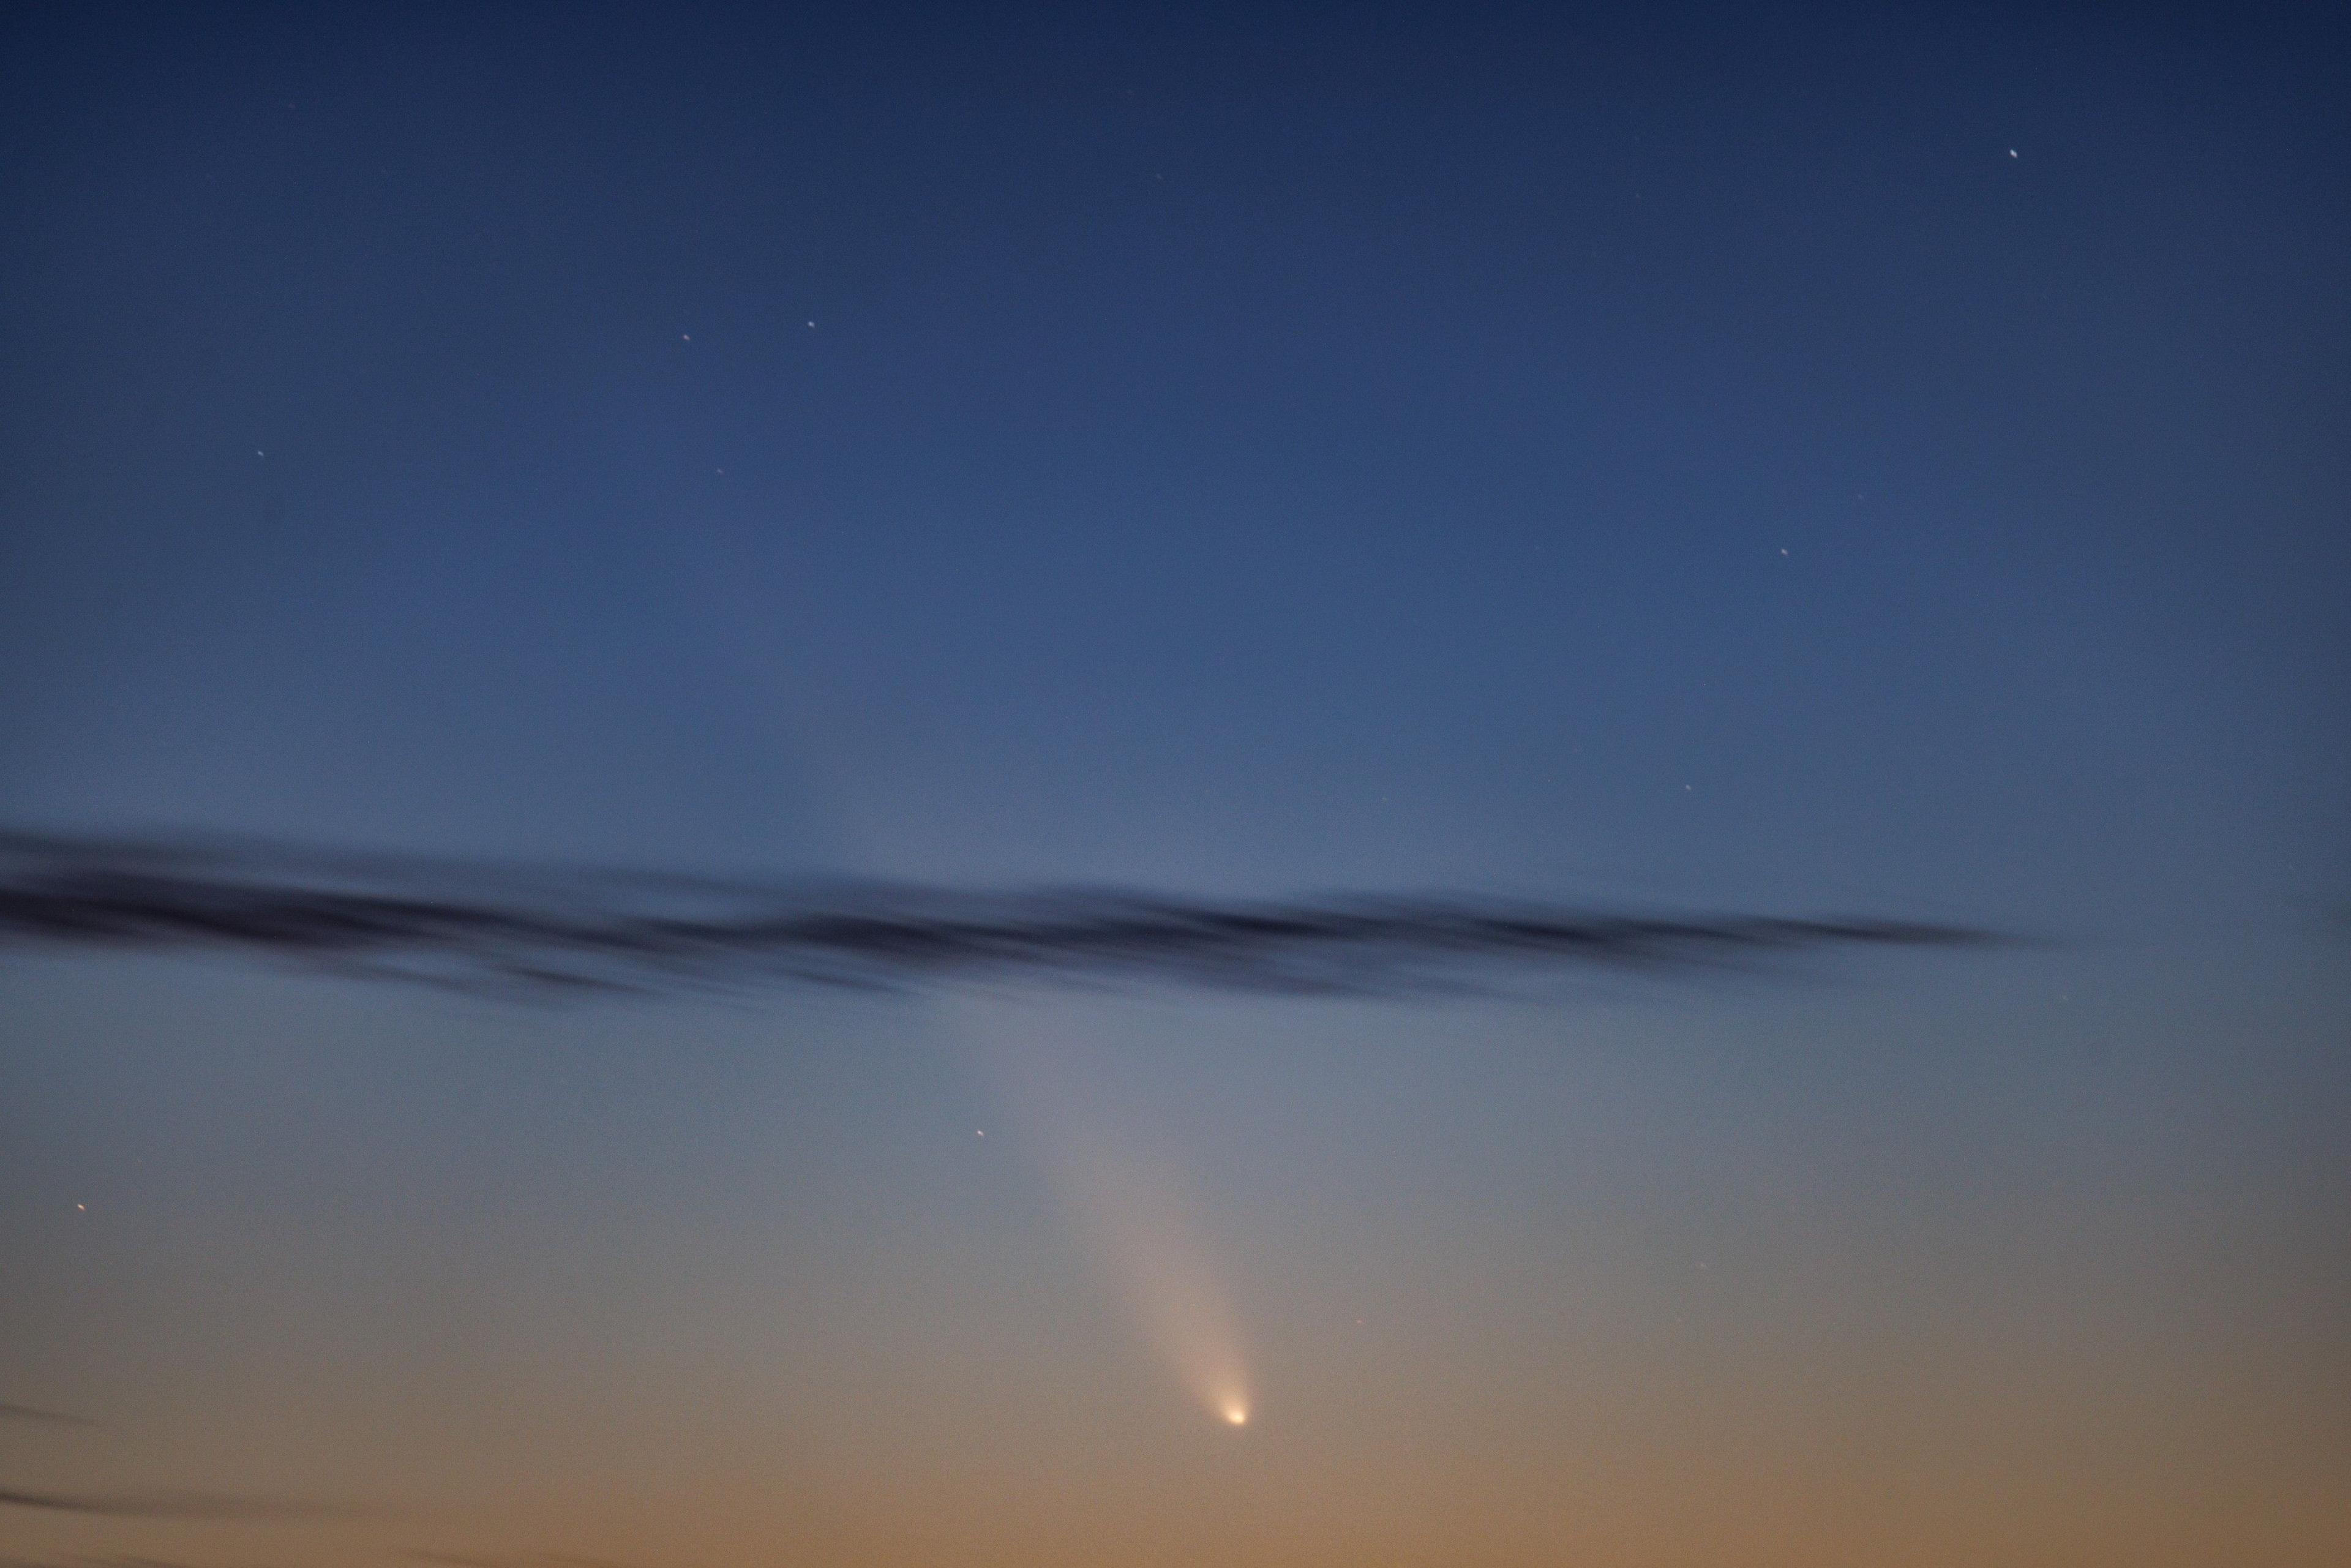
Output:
[1221, 1399, 1249, 1427]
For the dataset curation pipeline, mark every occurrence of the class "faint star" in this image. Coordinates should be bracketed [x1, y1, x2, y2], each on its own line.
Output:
[2008, 148, 2018, 158]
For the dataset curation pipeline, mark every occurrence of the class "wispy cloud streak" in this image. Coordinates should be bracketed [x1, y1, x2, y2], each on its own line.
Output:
[407, 1552, 643, 1568]
[0, 1487, 353, 1520]
[0, 1405, 94, 1428]
[0, 830, 2009, 999]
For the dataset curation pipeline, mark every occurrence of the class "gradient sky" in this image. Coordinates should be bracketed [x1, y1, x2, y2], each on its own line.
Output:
[2, 4, 2347, 1565]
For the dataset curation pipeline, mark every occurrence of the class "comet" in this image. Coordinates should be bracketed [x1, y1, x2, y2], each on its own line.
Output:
[958, 999, 1256, 1431]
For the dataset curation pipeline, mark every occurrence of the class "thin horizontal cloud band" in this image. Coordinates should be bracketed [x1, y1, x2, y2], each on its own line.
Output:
[0, 831, 2010, 998]
[0, 1486, 355, 1520]
[0, 1404, 94, 1427]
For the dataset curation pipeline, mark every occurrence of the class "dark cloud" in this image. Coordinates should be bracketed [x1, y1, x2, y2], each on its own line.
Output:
[0, 829, 2012, 999]
[0, 1486, 354, 1521]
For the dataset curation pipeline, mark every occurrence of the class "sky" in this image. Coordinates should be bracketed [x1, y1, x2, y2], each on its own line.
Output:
[1, 3, 2347, 1564]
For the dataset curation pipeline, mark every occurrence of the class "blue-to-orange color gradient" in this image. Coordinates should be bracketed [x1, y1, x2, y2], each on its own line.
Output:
[2, 5, 2345, 1565]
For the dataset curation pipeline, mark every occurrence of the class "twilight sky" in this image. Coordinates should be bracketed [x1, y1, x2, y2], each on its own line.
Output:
[2, 4, 2347, 1566]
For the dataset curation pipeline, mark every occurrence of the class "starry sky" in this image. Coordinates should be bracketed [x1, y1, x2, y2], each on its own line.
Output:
[2, 4, 2347, 1566]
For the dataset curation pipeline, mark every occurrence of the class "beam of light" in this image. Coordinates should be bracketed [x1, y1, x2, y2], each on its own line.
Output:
[0, 828, 2012, 1000]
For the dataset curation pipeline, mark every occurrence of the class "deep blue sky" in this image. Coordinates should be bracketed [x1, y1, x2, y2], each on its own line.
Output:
[2, 6, 2346, 1565]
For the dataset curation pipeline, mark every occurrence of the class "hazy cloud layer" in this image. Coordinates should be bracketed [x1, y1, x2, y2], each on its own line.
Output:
[0, 830, 2009, 999]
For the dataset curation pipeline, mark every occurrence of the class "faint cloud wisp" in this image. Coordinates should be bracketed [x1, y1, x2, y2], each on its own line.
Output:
[0, 1487, 357, 1521]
